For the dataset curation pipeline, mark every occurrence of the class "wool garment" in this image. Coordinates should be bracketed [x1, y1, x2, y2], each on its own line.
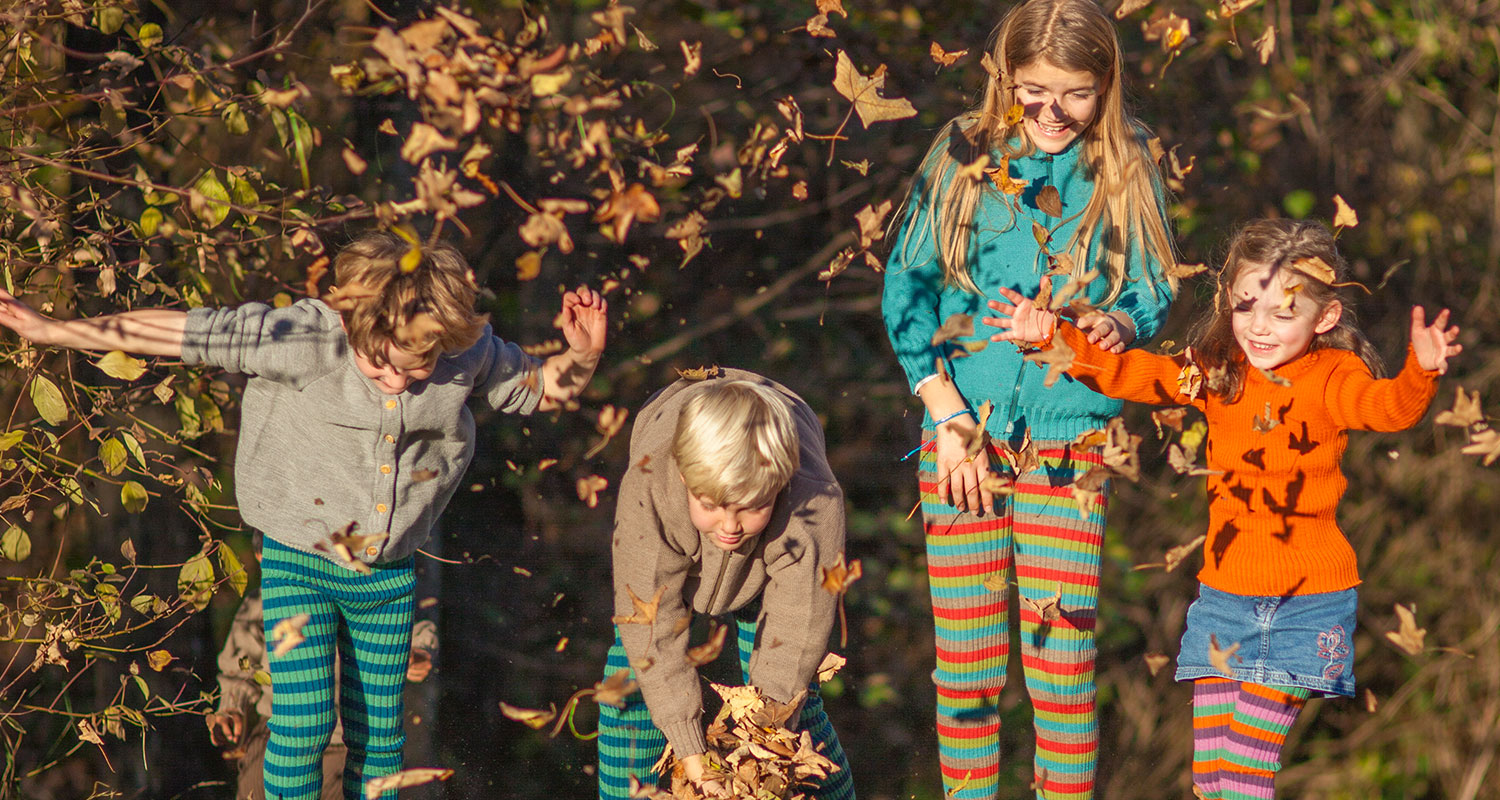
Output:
[1055, 322, 1439, 596]
[920, 440, 1105, 800]
[1191, 678, 1309, 800]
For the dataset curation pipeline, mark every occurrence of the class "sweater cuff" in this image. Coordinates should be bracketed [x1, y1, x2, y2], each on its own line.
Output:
[179, 307, 219, 365]
[656, 717, 708, 758]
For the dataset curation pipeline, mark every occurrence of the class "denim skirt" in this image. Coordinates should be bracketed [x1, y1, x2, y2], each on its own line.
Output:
[1175, 583, 1358, 697]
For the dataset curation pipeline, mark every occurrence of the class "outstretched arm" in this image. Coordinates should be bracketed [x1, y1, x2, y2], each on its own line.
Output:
[0, 289, 184, 356]
[537, 286, 607, 412]
[1410, 306, 1461, 374]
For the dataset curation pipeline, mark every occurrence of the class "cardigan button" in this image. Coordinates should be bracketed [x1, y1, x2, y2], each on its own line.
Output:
[364, 545, 378, 557]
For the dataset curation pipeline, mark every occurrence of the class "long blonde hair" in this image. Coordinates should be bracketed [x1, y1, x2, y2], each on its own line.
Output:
[1189, 218, 1383, 401]
[897, 0, 1175, 303]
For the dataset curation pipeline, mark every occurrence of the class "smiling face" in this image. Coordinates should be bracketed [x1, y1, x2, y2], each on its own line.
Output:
[1012, 60, 1101, 154]
[352, 340, 436, 395]
[1229, 264, 1343, 371]
[686, 490, 775, 552]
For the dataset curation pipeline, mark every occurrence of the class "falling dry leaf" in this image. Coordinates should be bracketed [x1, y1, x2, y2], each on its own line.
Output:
[1364, 688, 1378, 713]
[1025, 334, 1076, 388]
[594, 183, 661, 243]
[1209, 633, 1241, 677]
[1031, 768, 1048, 793]
[1144, 652, 1171, 676]
[1142, 11, 1192, 52]
[1461, 428, 1500, 465]
[1152, 407, 1188, 435]
[929, 41, 968, 67]
[594, 668, 639, 707]
[1164, 534, 1206, 572]
[982, 573, 1007, 592]
[1102, 417, 1142, 481]
[1032, 220, 1051, 249]
[681, 40, 702, 76]
[363, 768, 454, 800]
[686, 623, 729, 666]
[77, 719, 104, 746]
[1436, 387, 1484, 427]
[1258, 367, 1292, 387]
[342, 148, 368, 175]
[792, 181, 808, 200]
[930, 313, 974, 347]
[1036, 185, 1063, 217]
[400, 122, 459, 164]
[270, 613, 311, 657]
[411, 468, 439, 483]
[1021, 582, 1063, 623]
[499, 701, 558, 729]
[1385, 603, 1426, 655]
[612, 585, 666, 626]
[832, 50, 918, 128]
[1252, 25, 1276, 64]
[1115, 0, 1153, 17]
[1166, 262, 1207, 280]
[577, 474, 609, 508]
[1333, 194, 1359, 229]
[1069, 466, 1109, 517]
[956, 154, 991, 183]
[1289, 256, 1336, 284]
[1252, 401, 1280, 432]
[817, 652, 847, 683]
[987, 157, 1025, 195]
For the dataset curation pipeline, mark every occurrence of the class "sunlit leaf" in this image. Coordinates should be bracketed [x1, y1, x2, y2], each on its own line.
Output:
[1, 525, 31, 561]
[216, 543, 248, 596]
[1209, 634, 1241, 677]
[1385, 603, 1426, 656]
[147, 649, 172, 671]
[191, 171, 232, 228]
[177, 548, 214, 611]
[121, 481, 149, 513]
[95, 351, 148, 381]
[832, 50, 918, 128]
[29, 376, 67, 425]
[1332, 194, 1359, 229]
[499, 701, 558, 729]
[99, 438, 127, 475]
[612, 585, 665, 626]
[363, 768, 454, 799]
[270, 613, 311, 657]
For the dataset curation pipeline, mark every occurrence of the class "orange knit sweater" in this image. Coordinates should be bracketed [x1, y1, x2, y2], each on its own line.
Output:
[1057, 323, 1440, 596]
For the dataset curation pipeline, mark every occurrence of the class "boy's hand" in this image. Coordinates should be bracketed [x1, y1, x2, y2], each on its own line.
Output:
[680, 753, 729, 798]
[406, 647, 433, 683]
[983, 280, 1058, 346]
[206, 711, 244, 747]
[1410, 306, 1461, 373]
[557, 286, 607, 359]
[0, 289, 55, 343]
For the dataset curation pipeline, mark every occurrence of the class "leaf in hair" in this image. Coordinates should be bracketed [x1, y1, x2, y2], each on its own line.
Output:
[929, 42, 967, 67]
[1004, 103, 1024, 127]
[1036, 185, 1063, 217]
[1252, 25, 1276, 64]
[1288, 256, 1336, 283]
[1333, 194, 1359, 229]
[1435, 387, 1484, 428]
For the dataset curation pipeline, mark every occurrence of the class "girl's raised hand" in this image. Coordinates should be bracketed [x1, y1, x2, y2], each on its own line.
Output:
[0, 288, 52, 342]
[557, 286, 608, 359]
[1410, 306, 1461, 374]
[982, 278, 1057, 345]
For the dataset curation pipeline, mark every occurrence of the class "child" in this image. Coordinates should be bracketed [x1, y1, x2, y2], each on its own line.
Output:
[0, 231, 607, 800]
[599, 370, 855, 800]
[207, 532, 436, 800]
[986, 218, 1461, 798]
[880, 0, 1176, 797]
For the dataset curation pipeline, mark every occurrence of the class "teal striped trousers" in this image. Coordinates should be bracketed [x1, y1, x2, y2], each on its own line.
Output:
[596, 615, 856, 800]
[260, 537, 414, 800]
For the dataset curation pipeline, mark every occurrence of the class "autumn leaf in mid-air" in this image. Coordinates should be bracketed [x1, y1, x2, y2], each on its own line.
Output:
[816, 652, 847, 684]
[1435, 387, 1484, 428]
[1462, 429, 1500, 465]
[1333, 194, 1359, 229]
[1251, 401, 1280, 432]
[930, 313, 974, 347]
[1166, 261, 1207, 280]
[1385, 603, 1426, 655]
[929, 41, 968, 67]
[832, 50, 918, 128]
[594, 183, 661, 243]
[313, 526, 387, 575]
[612, 585, 666, 626]
[1152, 407, 1188, 435]
[1289, 256, 1336, 284]
[822, 554, 863, 647]
[577, 474, 609, 508]
[1144, 652, 1171, 676]
[1209, 634, 1241, 677]
[1115, 0, 1152, 17]
[854, 199, 893, 249]
[499, 701, 558, 729]
[363, 768, 454, 800]
[270, 613, 311, 657]
[686, 623, 729, 667]
[399, 122, 458, 164]
[1253, 25, 1276, 64]
[1068, 466, 1109, 517]
[1035, 185, 1063, 217]
[1164, 534, 1206, 572]
[593, 668, 639, 707]
[585, 405, 630, 459]
[1142, 10, 1191, 52]
[1101, 417, 1141, 481]
[1024, 333, 1075, 388]
[1021, 582, 1062, 623]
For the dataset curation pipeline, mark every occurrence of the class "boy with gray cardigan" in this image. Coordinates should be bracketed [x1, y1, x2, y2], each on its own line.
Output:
[0, 231, 606, 800]
[598, 369, 855, 800]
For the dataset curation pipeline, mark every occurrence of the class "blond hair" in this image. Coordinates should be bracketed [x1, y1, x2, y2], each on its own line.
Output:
[673, 381, 800, 507]
[1189, 218, 1382, 400]
[897, 0, 1175, 304]
[325, 231, 488, 365]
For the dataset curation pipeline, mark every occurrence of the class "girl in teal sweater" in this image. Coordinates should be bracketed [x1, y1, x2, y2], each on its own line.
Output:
[880, 1, 1176, 797]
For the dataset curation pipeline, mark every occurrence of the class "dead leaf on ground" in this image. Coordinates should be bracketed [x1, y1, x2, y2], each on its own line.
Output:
[1385, 603, 1426, 655]
[613, 585, 666, 626]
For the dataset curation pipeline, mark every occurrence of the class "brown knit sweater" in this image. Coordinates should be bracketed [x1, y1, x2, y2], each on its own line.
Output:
[610, 369, 847, 756]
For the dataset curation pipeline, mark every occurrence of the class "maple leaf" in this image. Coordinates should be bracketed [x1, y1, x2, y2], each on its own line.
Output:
[594, 668, 639, 707]
[832, 50, 918, 128]
[1209, 633, 1241, 677]
[1021, 582, 1063, 623]
[816, 652, 847, 683]
[1435, 387, 1484, 428]
[1101, 417, 1142, 481]
[1069, 466, 1109, 517]
[577, 474, 609, 508]
[930, 313, 974, 347]
[1253, 25, 1276, 65]
[595, 183, 661, 243]
[1385, 603, 1426, 655]
[1252, 401, 1280, 432]
[1036, 185, 1063, 217]
[1144, 652, 1171, 676]
[1000, 430, 1041, 477]
[1024, 333, 1075, 388]
[399, 122, 459, 164]
[499, 701, 558, 729]
[686, 622, 728, 666]
[270, 613, 311, 657]
[855, 199, 893, 249]
[929, 41, 968, 67]
[1463, 429, 1500, 466]
[613, 585, 666, 626]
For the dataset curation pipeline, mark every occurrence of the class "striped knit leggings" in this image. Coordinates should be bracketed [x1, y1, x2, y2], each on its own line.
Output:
[919, 439, 1105, 800]
[596, 615, 856, 800]
[1191, 678, 1309, 800]
[260, 537, 415, 800]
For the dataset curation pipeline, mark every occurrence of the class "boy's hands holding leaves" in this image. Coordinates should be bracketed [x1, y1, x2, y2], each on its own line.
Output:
[1410, 306, 1461, 373]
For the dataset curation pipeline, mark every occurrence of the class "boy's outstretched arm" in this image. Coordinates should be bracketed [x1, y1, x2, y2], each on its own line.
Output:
[537, 285, 607, 412]
[0, 289, 185, 356]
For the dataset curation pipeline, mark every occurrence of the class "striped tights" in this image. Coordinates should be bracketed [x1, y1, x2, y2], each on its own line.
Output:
[1192, 678, 1309, 800]
[919, 440, 1106, 800]
[597, 615, 855, 800]
[260, 537, 415, 800]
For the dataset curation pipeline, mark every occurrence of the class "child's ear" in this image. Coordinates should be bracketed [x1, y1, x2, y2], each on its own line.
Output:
[1314, 300, 1343, 334]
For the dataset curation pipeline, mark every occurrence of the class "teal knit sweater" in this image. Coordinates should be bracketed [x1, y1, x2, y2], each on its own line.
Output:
[882, 135, 1174, 441]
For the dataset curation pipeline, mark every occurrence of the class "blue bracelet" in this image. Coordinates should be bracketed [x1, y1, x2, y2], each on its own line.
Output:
[899, 409, 979, 461]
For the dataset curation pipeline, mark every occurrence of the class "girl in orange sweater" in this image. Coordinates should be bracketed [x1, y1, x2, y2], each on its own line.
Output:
[982, 218, 1461, 799]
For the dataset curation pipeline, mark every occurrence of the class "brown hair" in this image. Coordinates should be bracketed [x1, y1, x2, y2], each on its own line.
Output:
[325, 231, 487, 366]
[896, 0, 1175, 303]
[1189, 218, 1383, 400]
